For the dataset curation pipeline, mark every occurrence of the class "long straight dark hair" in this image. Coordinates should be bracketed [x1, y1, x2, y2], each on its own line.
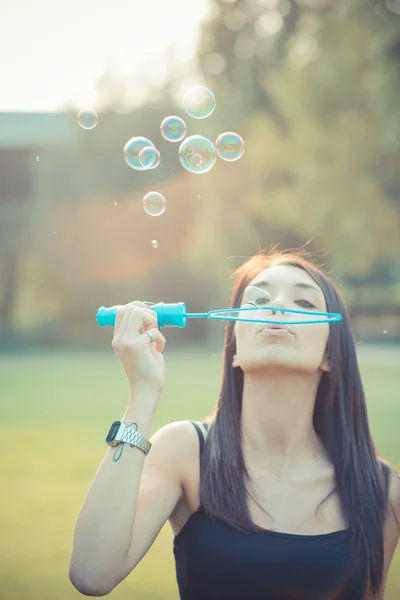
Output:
[200, 247, 398, 596]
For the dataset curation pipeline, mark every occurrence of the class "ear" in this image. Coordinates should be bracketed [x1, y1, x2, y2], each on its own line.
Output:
[232, 353, 240, 369]
[319, 352, 331, 373]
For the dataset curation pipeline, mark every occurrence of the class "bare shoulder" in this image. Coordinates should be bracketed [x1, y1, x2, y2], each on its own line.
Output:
[150, 420, 209, 480]
[152, 419, 209, 447]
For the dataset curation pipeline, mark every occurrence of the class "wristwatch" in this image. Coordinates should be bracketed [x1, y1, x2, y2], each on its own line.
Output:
[105, 420, 152, 455]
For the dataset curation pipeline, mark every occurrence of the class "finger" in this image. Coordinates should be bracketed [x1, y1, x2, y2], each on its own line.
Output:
[121, 307, 158, 340]
[113, 306, 157, 344]
[130, 302, 161, 333]
[142, 327, 166, 353]
[115, 302, 158, 334]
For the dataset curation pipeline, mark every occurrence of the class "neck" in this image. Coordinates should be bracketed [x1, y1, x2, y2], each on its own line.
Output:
[240, 369, 328, 477]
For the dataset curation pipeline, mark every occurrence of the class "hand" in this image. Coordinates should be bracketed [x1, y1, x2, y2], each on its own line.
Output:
[112, 301, 166, 392]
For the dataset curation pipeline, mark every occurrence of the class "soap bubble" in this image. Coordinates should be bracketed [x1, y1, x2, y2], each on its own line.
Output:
[179, 135, 216, 174]
[77, 109, 98, 130]
[213, 286, 274, 322]
[124, 137, 156, 171]
[209, 286, 274, 321]
[183, 86, 216, 119]
[242, 285, 272, 310]
[216, 132, 245, 161]
[160, 116, 187, 142]
[143, 192, 166, 216]
[152, 240, 159, 249]
[139, 146, 161, 169]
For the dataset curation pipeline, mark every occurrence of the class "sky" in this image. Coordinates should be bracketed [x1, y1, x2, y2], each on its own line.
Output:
[0, 0, 210, 112]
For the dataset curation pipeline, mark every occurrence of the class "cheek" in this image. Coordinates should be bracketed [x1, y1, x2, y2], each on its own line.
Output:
[234, 322, 256, 352]
[297, 323, 329, 351]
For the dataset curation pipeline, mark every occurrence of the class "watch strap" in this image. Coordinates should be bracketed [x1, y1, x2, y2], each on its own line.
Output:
[117, 422, 152, 455]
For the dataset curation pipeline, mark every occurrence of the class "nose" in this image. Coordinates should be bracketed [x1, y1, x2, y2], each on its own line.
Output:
[270, 299, 285, 316]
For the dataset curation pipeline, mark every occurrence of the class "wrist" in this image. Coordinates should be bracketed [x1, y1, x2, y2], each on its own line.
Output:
[123, 390, 160, 435]
[128, 385, 162, 407]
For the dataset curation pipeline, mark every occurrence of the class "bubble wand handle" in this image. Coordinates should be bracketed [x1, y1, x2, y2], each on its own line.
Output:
[96, 303, 187, 328]
[96, 303, 342, 328]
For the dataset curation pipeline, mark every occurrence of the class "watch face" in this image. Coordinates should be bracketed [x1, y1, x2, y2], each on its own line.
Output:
[106, 421, 121, 443]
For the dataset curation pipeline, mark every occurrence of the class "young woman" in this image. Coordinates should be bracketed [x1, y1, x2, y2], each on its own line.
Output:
[69, 249, 400, 600]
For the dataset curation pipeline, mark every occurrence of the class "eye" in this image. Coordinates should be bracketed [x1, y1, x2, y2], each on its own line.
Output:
[254, 298, 270, 306]
[296, 299, 315, 308]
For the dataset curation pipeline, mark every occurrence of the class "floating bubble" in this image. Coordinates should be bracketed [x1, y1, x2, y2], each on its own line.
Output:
[124, 137, 156, 171]
[183, 86, 216, 119]
[143, 192, 166, 216]
[152, 240, 159, 249]
[216, 132, 245, 162]
[242, 285, 272, 309]
[215, 287, 274, 322]
[77, 109, 98, 130]
[179, 135, 216, 174]
[214, 286, 274, 321]
[139, 146, 161, 169]
[160, 116, 187, 142]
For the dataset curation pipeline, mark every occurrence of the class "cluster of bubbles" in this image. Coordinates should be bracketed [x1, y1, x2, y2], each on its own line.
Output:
[121, 86, 244, 219]
[76, 86, 244, 247]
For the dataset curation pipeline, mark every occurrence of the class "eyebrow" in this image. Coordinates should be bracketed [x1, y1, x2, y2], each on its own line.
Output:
[250, 280, 323, 294]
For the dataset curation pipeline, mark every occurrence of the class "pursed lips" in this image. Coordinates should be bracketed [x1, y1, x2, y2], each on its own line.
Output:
[258, 323, 294, 335]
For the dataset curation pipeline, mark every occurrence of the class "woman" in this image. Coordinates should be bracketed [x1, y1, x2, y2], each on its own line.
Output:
[69, 249, 400, 600]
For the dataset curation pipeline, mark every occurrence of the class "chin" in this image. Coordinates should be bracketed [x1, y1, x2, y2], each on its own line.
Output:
[241, 352, 316, 374]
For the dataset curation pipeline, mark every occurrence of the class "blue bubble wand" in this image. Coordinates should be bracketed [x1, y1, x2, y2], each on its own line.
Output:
[96, 302, 342, 328]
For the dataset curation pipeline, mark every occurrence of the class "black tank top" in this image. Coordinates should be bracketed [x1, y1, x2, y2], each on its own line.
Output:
[173, 421, 368, 600]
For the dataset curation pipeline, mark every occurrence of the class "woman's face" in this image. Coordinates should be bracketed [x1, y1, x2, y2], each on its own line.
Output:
[232, 265, 331, 375]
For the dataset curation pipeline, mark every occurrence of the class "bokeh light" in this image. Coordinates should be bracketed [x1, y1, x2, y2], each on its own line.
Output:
[255, 11, 284, 37]
[224, 10, 247, 31]
[234, 37, 256, 59]
[203, 53, 226, 75]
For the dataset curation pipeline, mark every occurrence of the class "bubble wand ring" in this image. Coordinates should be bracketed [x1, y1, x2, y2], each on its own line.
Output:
[200, 305, 342, 325]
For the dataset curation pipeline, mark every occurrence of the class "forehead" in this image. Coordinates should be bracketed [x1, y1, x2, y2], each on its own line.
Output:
[248, 264, 322, 291]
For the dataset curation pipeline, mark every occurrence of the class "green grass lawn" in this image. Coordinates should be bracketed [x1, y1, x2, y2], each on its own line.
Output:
[0, 344, 399, 600]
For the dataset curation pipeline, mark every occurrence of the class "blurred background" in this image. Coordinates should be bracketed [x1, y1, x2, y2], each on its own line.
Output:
[0, 0, 399, 598]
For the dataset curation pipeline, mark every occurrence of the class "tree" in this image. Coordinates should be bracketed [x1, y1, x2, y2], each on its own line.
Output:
[194, 0, 400, 278]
